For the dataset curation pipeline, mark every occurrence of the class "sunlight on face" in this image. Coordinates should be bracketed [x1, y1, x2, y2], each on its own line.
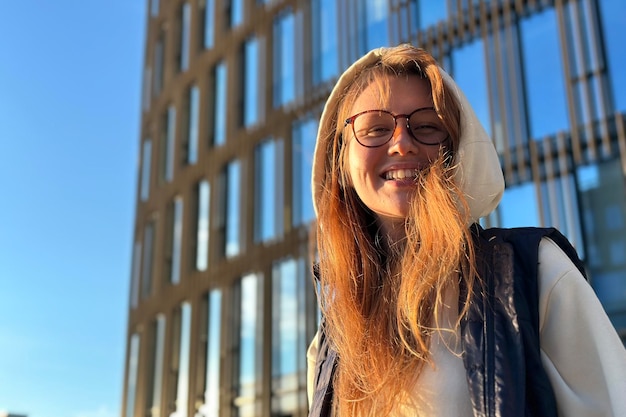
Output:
[345, 75, 448, 233]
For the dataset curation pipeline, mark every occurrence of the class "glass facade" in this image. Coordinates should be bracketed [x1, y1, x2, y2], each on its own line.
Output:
[161, 105, 176, 183]
[254, 138, 284, 243]
[153, 30, 164, 97]
[140, 220, 154, 299]
[521, 9, 569, 140]
[273, 10, 296, 107]
[419, 0, 446, 29]
[140, 139, 152, 201]
[186, 84, 199, 164]
[224, 160, 241, 258]
[600, 0, 626, 112]
[213, 61, 227, 146]
[311, 0, 338, 85]
[171, 302, 191, 417]
[125, 1, 626, 416]
[124, 333, 140, 417]
[233, 273, 263, 416]
[450, 40, 490, 139]
[577, 159, 626, 331]
[180, 3, 191, 71]
[292, 115, 317, 226]
[145, 314, 165, 417]
[196, 179, 210, 271]
[203, 0, 215, 49]
[130, 241, 141, 309]
[243, 37, 263, 127]
[271, 257, 309, 415]
[230, 0, 244, 28]
[166, 196, 183, 284]
[197, 289, 222, 417]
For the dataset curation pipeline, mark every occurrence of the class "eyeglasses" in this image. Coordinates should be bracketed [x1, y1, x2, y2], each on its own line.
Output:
[344, 107, 449, 148]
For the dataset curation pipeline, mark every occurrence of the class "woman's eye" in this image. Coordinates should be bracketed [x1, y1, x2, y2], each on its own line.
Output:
[412, 124, 439, 133]
[362, 125, 391, 136]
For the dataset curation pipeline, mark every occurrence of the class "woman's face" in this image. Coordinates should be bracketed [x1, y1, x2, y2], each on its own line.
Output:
[344, 75, 448, 232]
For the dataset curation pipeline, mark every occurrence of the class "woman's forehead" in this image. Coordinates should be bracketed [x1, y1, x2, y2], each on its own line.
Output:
[349, 75, 433, 112]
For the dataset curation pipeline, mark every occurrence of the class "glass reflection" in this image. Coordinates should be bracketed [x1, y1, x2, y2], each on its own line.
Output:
[521, 10, 568, 139]
[196, 180, 210, 271]
[292, 116, 317, 226]
[226, 160, 241, 258]
[214, 62, 227, 146]
[577, 160, 626, 333]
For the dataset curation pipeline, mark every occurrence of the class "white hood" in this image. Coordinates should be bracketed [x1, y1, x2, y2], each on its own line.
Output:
[311, 46, 504, 222]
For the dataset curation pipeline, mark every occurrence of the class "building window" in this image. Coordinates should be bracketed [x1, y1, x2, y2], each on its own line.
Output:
[390, 0, 418, 45]
[451, 40, 491, 141]
[577, 160, 626, 331]
[153, 32, 165, 97]
[271, 257, 308, 415]
[161, 105, 176, 183]
[540, 172, 584, 251]
[487, 19, 527, 151]
[418, 0, 446, 29]
[292, 116, 317, 226]
[145, 315, 165, 417]
[166, 196, 184, 284]
[186, 84, 200, 164]
[600, 0, 626, 112]
[243, 36, 265, 127]
[223, 160, 242, 258]
[196, 179, 210, 271]
[170, 302, 192, 417]
[255, 139, 284, 243]
[150, 0, 160, 17]
[203, 0, 216, 49]
[273, 10, 296, 107]
[125, 333, 140, 417]
[130, 241, 141, 309]
[229, 0, 244, 28]
[564, 0, 610, 129]
[213, 61, 227, 146]
[141, 220, 155, 299]
[197, 289, 222, 417]
[361, 0, 389, 52]
[233, 273, 263, 416]
[521, 10, 569, 140]
[496, 183, 540, 228]
[140, 139, 152, 201]
[311, 0, 338, 85]
[142, 66, 152, 111]
[180, 3, 191, 71]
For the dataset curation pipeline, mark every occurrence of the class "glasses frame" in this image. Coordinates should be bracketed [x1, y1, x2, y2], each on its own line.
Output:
[344, 106, 449, 148]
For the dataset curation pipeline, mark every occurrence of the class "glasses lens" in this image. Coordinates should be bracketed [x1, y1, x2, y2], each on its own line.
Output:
[408, 109, 448, 144]
[353, 111, 395, 147]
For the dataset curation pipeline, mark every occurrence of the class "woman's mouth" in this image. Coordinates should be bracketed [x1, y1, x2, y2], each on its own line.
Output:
[383, 169, 420, 181]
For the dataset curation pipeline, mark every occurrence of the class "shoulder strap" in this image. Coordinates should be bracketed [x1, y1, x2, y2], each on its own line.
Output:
[462, 224, 571, 417]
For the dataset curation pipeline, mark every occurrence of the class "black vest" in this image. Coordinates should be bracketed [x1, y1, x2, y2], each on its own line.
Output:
[309, 226, 587, 417]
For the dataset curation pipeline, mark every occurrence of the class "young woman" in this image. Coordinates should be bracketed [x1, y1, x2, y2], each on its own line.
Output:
[307, 44, 626, 416]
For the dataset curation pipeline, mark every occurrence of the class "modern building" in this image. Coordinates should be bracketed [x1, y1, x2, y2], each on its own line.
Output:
[122, 0, 626, 416]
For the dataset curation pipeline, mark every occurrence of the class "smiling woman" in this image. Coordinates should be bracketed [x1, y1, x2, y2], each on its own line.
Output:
[307, 44, 626, 417]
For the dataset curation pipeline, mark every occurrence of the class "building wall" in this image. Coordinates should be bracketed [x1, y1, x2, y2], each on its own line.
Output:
[123, 0, 626, 416]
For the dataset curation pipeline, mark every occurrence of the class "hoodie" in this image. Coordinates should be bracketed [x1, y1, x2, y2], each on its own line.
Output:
[307, 45, 626, 416]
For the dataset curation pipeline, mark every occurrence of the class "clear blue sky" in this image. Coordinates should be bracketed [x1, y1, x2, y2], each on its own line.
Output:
[0, 2, 146, 416]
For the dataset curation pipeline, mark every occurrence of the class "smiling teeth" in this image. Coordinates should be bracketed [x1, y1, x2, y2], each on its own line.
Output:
[385, 169, 419, 180]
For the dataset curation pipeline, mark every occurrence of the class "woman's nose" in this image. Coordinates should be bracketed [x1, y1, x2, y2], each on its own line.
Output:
[388, 119, 419, 155]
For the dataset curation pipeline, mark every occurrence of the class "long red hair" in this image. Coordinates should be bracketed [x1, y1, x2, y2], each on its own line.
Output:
[315, 46, 478, 415]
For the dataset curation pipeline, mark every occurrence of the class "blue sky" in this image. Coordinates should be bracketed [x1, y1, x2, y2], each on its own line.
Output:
[0, 2, 146, 416]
